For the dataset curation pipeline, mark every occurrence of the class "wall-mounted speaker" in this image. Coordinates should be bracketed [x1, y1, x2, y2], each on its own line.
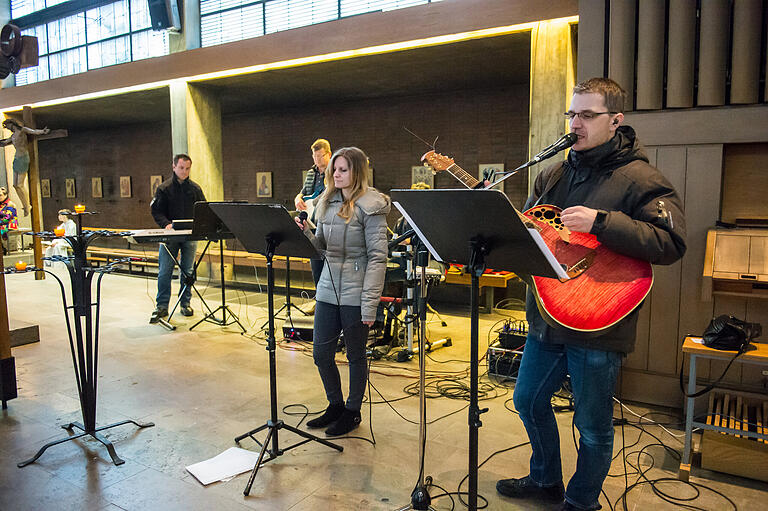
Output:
[147, 0, 181, 31]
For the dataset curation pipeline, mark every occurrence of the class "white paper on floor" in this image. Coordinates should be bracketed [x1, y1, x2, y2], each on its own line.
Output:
[185, 447, 261, 485]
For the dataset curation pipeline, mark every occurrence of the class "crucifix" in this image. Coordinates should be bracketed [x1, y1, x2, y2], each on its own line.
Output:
[2, 106, 67, 278]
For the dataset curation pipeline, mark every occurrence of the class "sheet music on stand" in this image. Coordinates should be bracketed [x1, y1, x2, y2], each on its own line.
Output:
[392, 188, 568, 280]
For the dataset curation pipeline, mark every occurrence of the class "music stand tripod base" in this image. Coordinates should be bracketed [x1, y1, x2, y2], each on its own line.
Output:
[210, 202, 344, 497]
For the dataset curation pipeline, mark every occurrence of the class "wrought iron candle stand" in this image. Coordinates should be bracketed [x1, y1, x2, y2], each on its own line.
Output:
[7, 210, 154, 468]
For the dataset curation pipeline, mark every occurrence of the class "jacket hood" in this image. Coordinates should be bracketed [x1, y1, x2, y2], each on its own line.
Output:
[567, 125, 649, 175]
[355, 189, 391, 215]
[321, 189, 391, 217]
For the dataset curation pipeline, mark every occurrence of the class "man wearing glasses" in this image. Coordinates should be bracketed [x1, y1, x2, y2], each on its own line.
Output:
[496, 78, 687, 511]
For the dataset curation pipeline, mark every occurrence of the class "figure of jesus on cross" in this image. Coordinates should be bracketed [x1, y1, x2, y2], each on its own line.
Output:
[0, 118, 50, 216]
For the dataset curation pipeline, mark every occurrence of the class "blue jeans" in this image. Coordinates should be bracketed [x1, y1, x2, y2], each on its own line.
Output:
[156, 240, 197, 308]
[513, 335, 621, 510]
[313, 301, 369, 411]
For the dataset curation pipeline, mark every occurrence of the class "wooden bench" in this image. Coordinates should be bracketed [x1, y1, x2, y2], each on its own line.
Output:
[443, 266, 518, 313]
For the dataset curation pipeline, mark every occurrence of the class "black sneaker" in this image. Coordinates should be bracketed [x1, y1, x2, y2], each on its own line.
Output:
[180, 305, 194, 317]
[559, 501, 601, 511]
[150, 307, 168, 323]
[306, 403, 345, 428]
[325, 408, 361, 436]
[496, 475, 564, 502]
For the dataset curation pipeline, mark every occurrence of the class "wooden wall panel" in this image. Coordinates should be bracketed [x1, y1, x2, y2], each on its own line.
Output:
[697, 0, 730, 106]
[608, 0, 636, 110]
[666, 0, 696, 108]
[647, 146, 686, 376]
[626, 147, 657, 371]
[576, 0, 606, 82]
[730, 0, 763, 105]
[676, 145, 721, 374]
[635, 0, 665, 110]
[721, 143, 768, 224]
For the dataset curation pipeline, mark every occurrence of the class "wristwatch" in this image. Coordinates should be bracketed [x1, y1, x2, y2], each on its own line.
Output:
[591, 209, 608, 234]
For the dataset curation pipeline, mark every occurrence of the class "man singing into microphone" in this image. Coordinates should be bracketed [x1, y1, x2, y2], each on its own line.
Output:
[496, 78, 686, 511]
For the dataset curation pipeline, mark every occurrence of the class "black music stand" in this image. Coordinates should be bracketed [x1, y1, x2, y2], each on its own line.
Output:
[392, 189, 564, 511]
[189, 202, 245, 333]
[210, 203, 343, 496]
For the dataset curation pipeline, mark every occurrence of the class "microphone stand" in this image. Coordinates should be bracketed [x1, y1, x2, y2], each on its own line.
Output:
[397, 246, 437, 511]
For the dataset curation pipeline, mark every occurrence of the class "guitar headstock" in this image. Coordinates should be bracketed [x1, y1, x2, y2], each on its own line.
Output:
[421, 150, 454, 173]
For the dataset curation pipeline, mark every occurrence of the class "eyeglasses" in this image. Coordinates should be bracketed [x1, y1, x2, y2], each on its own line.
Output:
[564, 111, 618, 120]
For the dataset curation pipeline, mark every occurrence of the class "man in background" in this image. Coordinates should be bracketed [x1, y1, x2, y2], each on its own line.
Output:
[149, 154, 206, 323]
[295, 138, 331, 284]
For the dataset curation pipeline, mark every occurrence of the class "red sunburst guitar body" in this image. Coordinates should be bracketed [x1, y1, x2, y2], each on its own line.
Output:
[523, 205, 653, 333]
[419, 150, 654, 334]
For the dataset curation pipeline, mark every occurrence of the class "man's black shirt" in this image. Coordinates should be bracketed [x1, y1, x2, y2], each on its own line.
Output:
[150, 175, 206, 228]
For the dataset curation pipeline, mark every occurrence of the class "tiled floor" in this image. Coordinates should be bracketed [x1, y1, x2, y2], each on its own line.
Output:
[1, 267, 766, 510]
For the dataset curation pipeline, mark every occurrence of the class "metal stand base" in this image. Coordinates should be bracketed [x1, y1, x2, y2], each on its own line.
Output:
[236, 242, 342, 497]
[396, 478, 438, 511]
[17, 418, 154, 468]
[190, 304, 246, 332]
[235, 419, 343, 496]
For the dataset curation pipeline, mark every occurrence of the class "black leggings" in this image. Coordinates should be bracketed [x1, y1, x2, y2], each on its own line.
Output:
[313, 301, 369, 411]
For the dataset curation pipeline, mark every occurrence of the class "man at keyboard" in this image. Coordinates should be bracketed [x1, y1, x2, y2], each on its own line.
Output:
[149, 154, 206, 323]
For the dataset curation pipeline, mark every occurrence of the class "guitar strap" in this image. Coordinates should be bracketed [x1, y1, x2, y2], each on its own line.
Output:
[532, 162, 566, 208]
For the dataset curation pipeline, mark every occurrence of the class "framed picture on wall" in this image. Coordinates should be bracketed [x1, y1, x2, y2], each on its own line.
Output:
[91, 177, 103, 198]
[65, 178, 76, 198]
[257, 171, 272, 198]
[479, 163, 504, 191]
[120, 176, 131, 198]
[41, 179, 51, 198]
[150, 175, 163, 198]
[411, 165, 434, 188]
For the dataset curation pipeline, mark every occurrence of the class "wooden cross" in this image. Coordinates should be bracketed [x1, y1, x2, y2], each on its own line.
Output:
[20, 106, 68, 279]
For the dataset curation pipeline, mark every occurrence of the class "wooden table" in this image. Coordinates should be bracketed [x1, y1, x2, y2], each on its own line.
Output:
[679, 336, 768, 481]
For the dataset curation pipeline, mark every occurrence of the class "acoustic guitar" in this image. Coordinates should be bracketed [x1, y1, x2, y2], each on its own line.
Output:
[421, 150, 653, 333]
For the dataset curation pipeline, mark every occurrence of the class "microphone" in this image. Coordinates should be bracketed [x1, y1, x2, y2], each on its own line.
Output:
[298, 211, 315, 230]
[516, 132, 578, 170]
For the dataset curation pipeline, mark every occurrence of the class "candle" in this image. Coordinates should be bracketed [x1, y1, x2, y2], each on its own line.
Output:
[54, 227, 65, 236]
[74, 204, 85, 213]
[15, 261, 26, 271]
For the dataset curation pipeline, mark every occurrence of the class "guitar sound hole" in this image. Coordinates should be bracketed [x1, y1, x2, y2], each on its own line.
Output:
[543, 210, 556, 220]
[533, 211, 543, 218]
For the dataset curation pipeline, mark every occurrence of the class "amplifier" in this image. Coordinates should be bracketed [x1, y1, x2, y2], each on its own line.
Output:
[487, 341, 522, 381]
[281, 315, 314, 342]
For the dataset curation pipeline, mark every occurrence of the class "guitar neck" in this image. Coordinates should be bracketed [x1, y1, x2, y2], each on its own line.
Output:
[445, 163, 480, 189]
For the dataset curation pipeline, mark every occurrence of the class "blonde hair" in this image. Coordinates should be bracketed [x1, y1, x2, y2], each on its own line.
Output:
[321, 147, 370, 223]
[311, 138, 331, 154]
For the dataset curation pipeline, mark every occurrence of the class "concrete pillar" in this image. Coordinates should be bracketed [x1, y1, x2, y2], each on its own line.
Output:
[528, 19, 575, 193]
[168, 0, 201, 52]
[169, 81, 223, 201]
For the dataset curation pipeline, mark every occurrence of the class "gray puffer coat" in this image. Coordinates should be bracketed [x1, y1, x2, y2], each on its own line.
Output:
[304, 189, 391, 322]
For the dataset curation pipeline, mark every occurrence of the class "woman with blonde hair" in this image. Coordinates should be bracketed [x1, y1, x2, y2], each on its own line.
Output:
[295, 146, 390, 435]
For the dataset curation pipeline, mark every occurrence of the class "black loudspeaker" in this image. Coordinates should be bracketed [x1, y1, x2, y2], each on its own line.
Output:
[147, 0, 181, 31]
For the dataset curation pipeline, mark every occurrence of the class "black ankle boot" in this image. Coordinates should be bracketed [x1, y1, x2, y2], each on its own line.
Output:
[306, 403, 345, 428]
[325, 408, 361, 436]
